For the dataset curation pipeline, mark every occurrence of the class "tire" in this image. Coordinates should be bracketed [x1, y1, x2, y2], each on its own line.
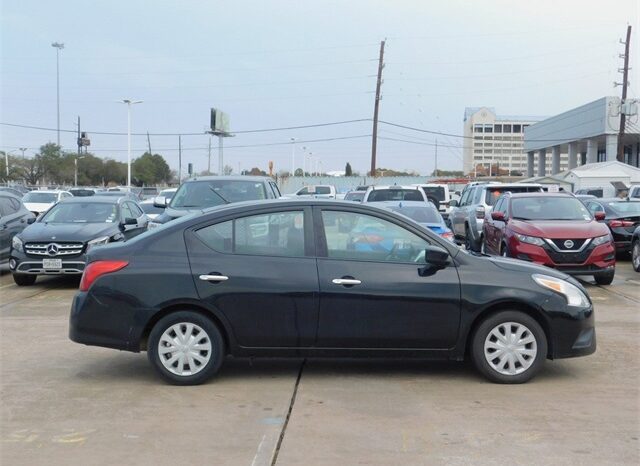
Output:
[594, 269, 615, 286]
[465, 225, 480, 252]
[501, 243, 509, 258]
[471, 311, 547, 384]
[13, 274, 37, 286]
[632, 240, 640, 273]
[147, 311, 225, 385]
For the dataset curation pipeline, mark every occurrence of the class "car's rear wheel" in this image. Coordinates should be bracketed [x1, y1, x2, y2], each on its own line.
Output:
[12, 274, 36, 286]
[148, 311, 225, 385]
[594, 269, 615, 285]
[632, 240, 640, 272]
[501, 243, 509, 257]
[465, 225, 480, 252]
[471, 311, 547, 384]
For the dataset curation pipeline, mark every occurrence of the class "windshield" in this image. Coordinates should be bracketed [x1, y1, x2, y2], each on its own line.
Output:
[41, 202, 118, 223]
[419, 186, 446, 201]
[389, 206, 442, 224]
[171, 180, 267, 209]
[485, 187, 541, 206]
[511, 197, 592, 221]
[24, 192, 57, 203]
[344, 192, 365, 201]
[606, 201, 640, 215]
[367, 189, 424, 202]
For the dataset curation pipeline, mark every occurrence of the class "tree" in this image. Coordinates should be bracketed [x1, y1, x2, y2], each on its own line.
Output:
[103, 159, 127, 185]
[15, 155, 44, 185]
[247, 167, 267, 176]
[132, 152, 171, 186]
[345, 162, 353, 177]
[38, 143, 64, 183]
[294, 168, 304, 177]
[0, 153, 24, 182]
[223, 165, 234, 176]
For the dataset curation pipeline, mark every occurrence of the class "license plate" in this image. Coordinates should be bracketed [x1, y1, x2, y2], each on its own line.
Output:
[42, 259, 62, 269]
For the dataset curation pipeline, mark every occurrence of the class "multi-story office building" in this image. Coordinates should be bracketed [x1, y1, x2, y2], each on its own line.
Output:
[463, 107, 551, 175]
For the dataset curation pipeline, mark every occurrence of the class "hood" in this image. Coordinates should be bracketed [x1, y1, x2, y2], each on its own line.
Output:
[486, 254, 568, 279]
[19, 222, 119, 243]
[24, 202, 54, 213]
[509, 219, 608, 239]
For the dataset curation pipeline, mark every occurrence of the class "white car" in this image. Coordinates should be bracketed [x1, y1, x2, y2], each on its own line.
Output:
[290, 185, 337, 199]
[412, 183, 452, 216]
[361, 185, 428, 203]
[22, 190, 72, 216]
[139, 199, 165, 220]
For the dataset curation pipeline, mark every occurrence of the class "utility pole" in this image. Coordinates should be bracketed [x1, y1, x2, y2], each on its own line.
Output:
[146, 132, 152, 155]
[218, 137, 224, 175]
[617, 25, 632, 162]
[208, 135, 212, 174]
[370, 39, 385, 177]
[434, 138, 438, 177]
[178, 135, 182, 183]
[76, 116, 81, 186]
[51, 42, 64, 147]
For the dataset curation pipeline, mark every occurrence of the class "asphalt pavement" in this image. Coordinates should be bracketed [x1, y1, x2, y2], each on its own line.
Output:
[1, 262, 638, 465]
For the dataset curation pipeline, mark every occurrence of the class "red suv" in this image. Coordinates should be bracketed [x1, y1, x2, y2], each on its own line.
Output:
[482, 192, 615, 285]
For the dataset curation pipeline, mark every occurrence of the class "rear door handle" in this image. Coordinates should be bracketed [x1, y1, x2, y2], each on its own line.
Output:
[199, 274, 229, 282]
[332, 278, 361, 286]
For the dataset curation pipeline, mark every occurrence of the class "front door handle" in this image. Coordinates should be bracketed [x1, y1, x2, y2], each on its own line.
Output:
[199, 274, 229, 282]
[332, 278, 361, 286]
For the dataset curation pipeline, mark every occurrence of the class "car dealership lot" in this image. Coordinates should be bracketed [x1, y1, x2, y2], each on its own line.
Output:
[1, 263, 638, 465]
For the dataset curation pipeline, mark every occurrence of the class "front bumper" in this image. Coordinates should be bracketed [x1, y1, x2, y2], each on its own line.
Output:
[10, 249, 87, 275]
[550, 304, 596, 359]
[508, 241, 615, 275]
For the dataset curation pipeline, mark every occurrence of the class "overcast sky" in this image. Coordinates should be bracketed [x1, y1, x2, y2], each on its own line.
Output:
[1, 0, 638, 176]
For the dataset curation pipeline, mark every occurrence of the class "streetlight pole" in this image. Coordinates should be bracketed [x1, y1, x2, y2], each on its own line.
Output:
[290, 137, 296, 176]
[51, 42, 64, 146]
[119, 99, 143, 187]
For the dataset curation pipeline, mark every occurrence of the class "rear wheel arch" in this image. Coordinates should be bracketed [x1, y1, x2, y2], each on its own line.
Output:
[464, 302, 553, 359]
[139, 304, 231, 353]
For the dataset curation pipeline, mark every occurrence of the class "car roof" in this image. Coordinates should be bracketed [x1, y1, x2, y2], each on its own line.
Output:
[367, 185, 423, 190]
[505, 192, 573, 199]
[371, 200, 437, 209]
[27, 189, 66, 194]
[183, 175, 270, 183]
[0, 191, 22, 200]
[58, 196, 121, 204]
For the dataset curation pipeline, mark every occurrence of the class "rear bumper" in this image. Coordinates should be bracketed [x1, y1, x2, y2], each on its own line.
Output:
[69, 291, 134, 351]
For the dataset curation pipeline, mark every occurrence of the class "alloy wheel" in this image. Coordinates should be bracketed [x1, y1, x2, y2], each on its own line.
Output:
[484, 322, 537, 376]
[633, 242, 640, 271]
[158, 323, 212, 376]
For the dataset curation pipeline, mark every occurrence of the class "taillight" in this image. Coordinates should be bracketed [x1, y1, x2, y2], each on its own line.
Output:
[475, 206, 485, 219]
[441, 231, 454, 241]
[609, 220, 635, 228]
[79, 260, 128, 291]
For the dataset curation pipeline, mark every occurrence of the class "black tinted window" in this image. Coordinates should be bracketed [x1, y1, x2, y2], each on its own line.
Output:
[485, 187, 541, 206]
[420, 186, 445, 201]
[367, 189, 423, 202]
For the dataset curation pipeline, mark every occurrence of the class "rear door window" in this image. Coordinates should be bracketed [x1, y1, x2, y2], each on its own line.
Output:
[484, 187, 541, 206]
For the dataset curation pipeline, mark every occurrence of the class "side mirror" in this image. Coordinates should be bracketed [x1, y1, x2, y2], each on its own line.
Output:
[594, 212, 606, 221]
[124, 217, 137, 225]
[424, 245, 449, 268]
[153, 197, 167, 208]
[491, 211, 505, 221]
[449, 199, 458, 207]
[27, 217, 36, 224]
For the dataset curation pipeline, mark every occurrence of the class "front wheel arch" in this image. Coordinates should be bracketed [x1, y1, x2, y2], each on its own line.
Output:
[139, 304, 231, 353]
[463, 302, 553, 359]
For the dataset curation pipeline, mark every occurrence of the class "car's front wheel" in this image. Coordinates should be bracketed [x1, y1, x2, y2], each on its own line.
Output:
[471, 311, 547, 384]
[148, 311, 225, 385]
[632, 240, 640, 272]
[12, 274, 37, 286]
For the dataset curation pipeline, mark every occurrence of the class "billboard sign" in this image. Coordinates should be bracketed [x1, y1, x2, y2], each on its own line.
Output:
[210, 108, 230, 134]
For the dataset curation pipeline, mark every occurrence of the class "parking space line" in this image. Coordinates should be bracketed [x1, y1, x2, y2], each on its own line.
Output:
[270, 359, 306, 466]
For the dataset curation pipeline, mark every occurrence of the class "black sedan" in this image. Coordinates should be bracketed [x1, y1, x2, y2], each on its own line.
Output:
[69, 200, 596, 385]
[10, 196, 148, 286]
[582, 198, 640, 254]
[0, 192, 35, 262]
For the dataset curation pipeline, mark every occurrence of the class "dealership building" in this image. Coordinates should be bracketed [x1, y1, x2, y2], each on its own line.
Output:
[524, 96, 640, 177]
[463, 107, 547, 175]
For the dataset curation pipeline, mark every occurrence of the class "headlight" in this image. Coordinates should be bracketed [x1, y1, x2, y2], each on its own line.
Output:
[87, 236, 110, 251]
[592, 234, 611, 246]
[514, 233, 545, 246]
[12, 236, 23, 252]
[148, 221, 160, 230]
[532, 274, 590, 308]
